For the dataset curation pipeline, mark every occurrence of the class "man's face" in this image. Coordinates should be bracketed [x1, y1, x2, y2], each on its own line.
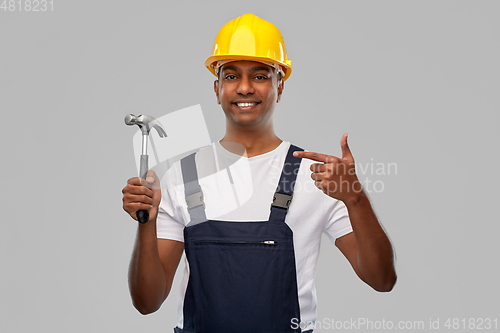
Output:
[214, 61, 284, 128]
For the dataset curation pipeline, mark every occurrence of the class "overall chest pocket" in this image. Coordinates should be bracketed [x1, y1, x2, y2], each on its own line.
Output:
[184, 237, 301, 333]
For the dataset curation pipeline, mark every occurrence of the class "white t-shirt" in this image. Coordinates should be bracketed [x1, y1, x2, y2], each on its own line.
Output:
[157, 141, 353, 331]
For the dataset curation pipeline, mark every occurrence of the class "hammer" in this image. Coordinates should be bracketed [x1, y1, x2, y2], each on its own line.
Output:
[125, 114, 167, 223]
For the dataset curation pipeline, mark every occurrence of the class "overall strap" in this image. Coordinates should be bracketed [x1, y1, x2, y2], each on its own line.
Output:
[269, 144, 304, 223]
[181, 152, 207, 227]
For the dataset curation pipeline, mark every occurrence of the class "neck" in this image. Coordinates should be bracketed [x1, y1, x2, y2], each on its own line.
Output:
[221, 122, 282, 158]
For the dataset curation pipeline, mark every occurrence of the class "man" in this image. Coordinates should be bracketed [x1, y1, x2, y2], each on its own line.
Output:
[122, 14, 396, 333]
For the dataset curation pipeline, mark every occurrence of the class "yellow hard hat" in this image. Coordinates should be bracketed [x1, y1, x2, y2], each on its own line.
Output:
[205, 14, 292, 81]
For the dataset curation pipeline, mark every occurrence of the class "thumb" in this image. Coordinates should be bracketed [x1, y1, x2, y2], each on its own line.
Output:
[146, 170, 162, 217]
[145, 170, 160, 190]
[341, 133, 353, 161]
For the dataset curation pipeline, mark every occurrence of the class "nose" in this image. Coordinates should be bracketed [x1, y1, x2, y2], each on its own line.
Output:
[236, 75, 255, 95]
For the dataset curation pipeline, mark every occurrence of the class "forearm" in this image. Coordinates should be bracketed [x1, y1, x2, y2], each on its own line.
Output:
[344, 191, 397, 291]
[128, 219, 167, 314]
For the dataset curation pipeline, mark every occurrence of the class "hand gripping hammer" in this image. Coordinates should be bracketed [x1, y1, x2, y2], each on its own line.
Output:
[125, 114, 167, 223]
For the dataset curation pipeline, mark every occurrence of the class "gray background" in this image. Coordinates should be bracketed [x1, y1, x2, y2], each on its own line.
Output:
[1, 0, 499, 332]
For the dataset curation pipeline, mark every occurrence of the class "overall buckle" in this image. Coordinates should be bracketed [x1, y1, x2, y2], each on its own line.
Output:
[186, 191, 205, 210]
[271, 192, 292, 210]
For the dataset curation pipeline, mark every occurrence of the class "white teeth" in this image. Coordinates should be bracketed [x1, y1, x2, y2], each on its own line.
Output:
[236, 102, 257, 107]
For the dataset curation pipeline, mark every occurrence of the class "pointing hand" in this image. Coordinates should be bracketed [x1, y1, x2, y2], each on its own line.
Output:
[293, 133, 363, 203]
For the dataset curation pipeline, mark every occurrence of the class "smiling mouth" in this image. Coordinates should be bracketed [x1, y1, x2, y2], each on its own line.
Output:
[233, 102, 260, 109]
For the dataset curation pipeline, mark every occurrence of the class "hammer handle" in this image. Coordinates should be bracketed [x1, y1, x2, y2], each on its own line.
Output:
[138, 154, 149, 224]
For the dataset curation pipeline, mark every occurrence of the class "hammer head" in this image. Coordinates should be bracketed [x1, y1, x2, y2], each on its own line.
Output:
[125, 114, 167, 137]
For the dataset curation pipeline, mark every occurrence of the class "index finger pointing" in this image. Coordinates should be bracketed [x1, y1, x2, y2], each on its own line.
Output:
[293, 151, 331, 163]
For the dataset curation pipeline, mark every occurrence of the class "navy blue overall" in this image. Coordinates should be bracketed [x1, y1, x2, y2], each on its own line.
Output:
[174, 145, 306, 333]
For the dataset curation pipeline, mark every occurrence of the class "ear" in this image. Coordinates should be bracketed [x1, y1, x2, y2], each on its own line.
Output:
[276, 78, 284, 103]
[214, 79, 220, 104]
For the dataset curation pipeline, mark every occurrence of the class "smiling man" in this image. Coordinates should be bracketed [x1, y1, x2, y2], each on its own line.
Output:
[122, 13, 396, 333]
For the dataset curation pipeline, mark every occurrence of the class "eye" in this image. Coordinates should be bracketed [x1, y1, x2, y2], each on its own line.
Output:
[224, 74, 237, 80]
[254, 75, 269, 80]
